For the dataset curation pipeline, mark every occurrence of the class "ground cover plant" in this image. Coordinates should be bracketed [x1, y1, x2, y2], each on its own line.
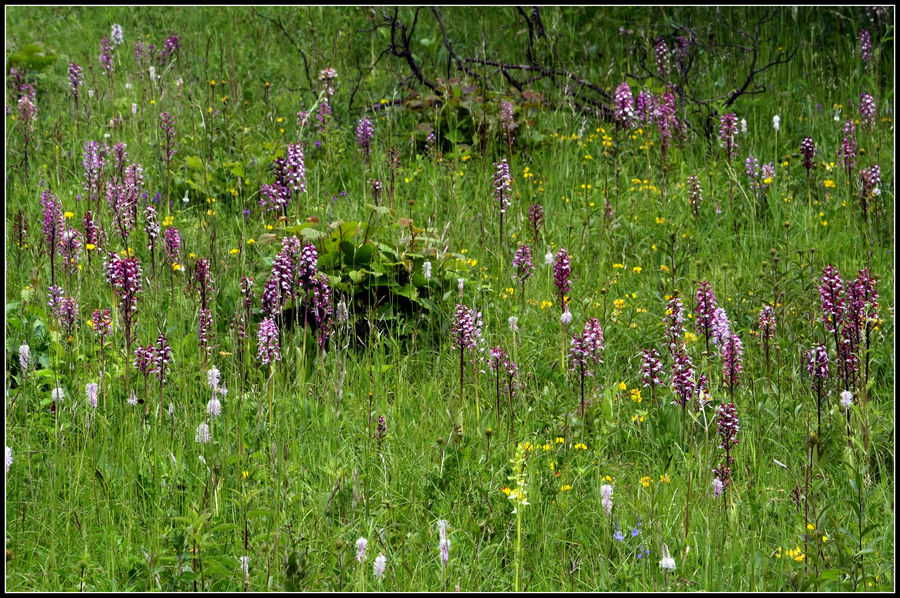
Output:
[4, 5, 895, 592]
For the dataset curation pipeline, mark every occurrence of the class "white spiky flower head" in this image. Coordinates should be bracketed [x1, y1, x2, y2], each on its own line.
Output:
[207, 366, 220, 393]
[195, 422, 210, 444]
[373, 553, 386, 580]
[659, 543, 676, 570]
[86, 383, 99, 409]
[840, 390, 853, 410]
[18, 343, 30, 371]
[207, 397, 222, 419]
[356, 537, 368, 563]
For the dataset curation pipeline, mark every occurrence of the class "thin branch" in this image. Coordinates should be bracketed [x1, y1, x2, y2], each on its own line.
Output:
[431, 8, 481, 80]
[252, 8, 315, 96]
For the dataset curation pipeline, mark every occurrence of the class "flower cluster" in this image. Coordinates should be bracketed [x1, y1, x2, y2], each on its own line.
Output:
[641, 348, 663, 388]
[512, 244, 534, 284]
[652, 90, 677, 157]
[819, 264, 845, 334]
[164, 226, 181, 264]
[859, 164, 881, 217]
[601, 484, 613, 516]
[160, 112, 176, 163]
[800, 137, 815, 175]
[712, 402, 740, 497]
[839, 119, 857, 175]
[859, 29, 873, 63]
[553, 249, 571, 308]
[859, 93, 876, 128]
[41, 188, 64, 258]
[718, 112, 739, 162]
[451, 304, 483, 351]
[804, 344, 829, 396]
[635, 89, 652, 123]
[670, 346, 695, 408]
[58, 227, 83, 274]
[356, 117, 374, 156]
[654, 37, 670, 78]
[493, 158, 512, 214]
[17, 95, 36, 132]
[110, 24, 124, 47]
[745, 154, 775, 191]
[99, 37, 114, 74]
[104, 253, 142, 310]
[527, 203, 544, 241]
[144, 205, 160, 251]
[687, 174, 703, 216]
[193, 258, 213, 310]
[133, 344, 155, 378]
[694, 281, 718, 344]
[104, 252, 143, 349]
[257, 316, 281, 365]
[49, 287, 79, 338]
[757, 305, 776, 343]
[284, 142, 307, 194]
[569, 318, 604, 377]
[199, 308, 214, 357]
[722, 333, 744, 392]
[710, 306, 732, 348]
[92, 308, 112, 341]
[309, 272, 334, 348]
[152, 333, 172, 384]
[614, 81, 634, 129]
[437, 520, 451, 567]
[68, 62, 83, 98]
[82, 140, 106, 205]
[664, 294, 685, 355]
[82, 210, 100, 250]
[159, 34, 181, 65]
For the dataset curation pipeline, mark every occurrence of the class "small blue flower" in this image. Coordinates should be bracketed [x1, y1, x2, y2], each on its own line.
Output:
[631, 517, 642, 537]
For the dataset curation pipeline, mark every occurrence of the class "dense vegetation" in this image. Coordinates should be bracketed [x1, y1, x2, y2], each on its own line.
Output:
[4, 6, 894, 591]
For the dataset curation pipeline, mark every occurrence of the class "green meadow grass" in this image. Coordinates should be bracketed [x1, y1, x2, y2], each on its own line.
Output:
[4, 6, 894, 591]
